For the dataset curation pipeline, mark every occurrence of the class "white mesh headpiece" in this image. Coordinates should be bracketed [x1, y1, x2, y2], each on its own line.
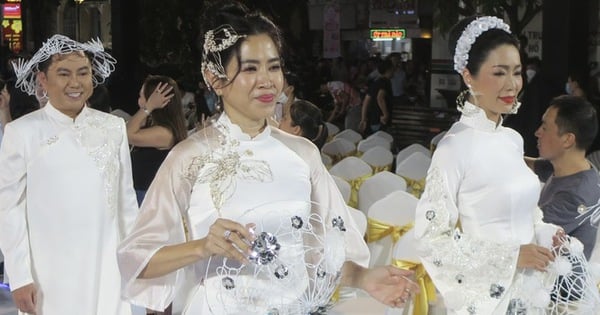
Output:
[12, 34, 116, 96]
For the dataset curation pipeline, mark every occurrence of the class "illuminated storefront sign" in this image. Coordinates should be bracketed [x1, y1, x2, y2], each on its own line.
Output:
[370, 29, 406, 40]
[2, 0, 23, 53]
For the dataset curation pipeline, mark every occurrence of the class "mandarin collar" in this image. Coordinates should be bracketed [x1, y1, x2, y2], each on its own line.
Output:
[459, 101, 504, 132]
[43, 101, 90, 125]
[216, 113, 271, 142]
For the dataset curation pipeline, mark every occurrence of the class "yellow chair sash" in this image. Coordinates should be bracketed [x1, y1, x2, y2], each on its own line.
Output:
[392, 259, 437, 315]
[366, 218, 414, 243]
[401, 176, 425, 199]
[327, 150, 356, 165]
[348, 173, 371, 208]
[372, 163, 392, 173]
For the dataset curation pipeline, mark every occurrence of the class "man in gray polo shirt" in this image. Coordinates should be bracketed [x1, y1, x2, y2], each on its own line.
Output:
[526, 95, 600, 259]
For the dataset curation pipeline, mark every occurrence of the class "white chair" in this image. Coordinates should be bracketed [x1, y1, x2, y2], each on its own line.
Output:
[395, 143, 431, 167]
[321, 138, 356, 165]
[395, 151, 431, 198]
[332, 175, 351, 205]
[388, 229, 447, 315]
[325, 122, 340, 138]
[321, 153, 333, 169]
[357, 135, 392, 155]
[358, 171, 407, 215]
[366, 190, 418, 268]
[329, 156, 373, 209]
[360, 146, 394, 173]
[430, 130, 447, 152]
[334, 128, 363, 145]
[371, 130, 394, 144]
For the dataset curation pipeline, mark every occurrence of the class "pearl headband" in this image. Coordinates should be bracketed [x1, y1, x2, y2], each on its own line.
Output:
[453, 16, 511, 73]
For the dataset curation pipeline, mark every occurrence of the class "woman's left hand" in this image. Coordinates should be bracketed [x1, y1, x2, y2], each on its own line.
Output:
[145, 82, 174, 111]
[360, 265, 420, 308]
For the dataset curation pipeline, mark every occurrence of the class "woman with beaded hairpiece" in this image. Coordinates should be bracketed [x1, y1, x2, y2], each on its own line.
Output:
[414, 15, 600, 314]
[117, 1, 419, 314]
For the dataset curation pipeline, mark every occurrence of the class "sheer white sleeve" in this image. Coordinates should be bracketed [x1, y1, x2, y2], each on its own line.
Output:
[117, 139, 196, 310]
[116, 119, 139, 239]
[414, 143, 520, 313]
[0, 123, 34, 290]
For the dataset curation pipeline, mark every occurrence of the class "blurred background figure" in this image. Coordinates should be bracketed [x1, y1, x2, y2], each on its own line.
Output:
[127, 75, 188, 205]
[279, 99, 328, 149]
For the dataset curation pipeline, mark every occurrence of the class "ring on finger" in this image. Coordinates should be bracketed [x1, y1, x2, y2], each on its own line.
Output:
[223, 229, 232, 240]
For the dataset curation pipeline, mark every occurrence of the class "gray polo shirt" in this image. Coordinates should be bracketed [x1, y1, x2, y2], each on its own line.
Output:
[535, 159, 600, 259]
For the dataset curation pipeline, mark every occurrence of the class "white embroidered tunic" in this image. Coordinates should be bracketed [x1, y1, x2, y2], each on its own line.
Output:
[414, 102, 560, 314]
[118, 114, 369, 314]
[0, 102, 138, 315]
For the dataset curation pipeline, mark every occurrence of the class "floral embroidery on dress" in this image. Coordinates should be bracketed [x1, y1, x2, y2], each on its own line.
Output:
[184, 121, 273, 211]
[418, 166, 519, 312]
[74, 113, 123, 217]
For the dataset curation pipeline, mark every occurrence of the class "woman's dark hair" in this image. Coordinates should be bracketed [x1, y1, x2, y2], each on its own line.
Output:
[550, 95, 598, 151]
[289, 99, 328, 149]
[448, 16, 520, 76]
[199, 0, 283, 89]
[142, 75, 188, 145]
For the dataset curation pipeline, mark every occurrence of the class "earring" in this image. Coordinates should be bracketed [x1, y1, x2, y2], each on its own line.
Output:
[456, 89, 469, 109]
[509, 98, 521, 114]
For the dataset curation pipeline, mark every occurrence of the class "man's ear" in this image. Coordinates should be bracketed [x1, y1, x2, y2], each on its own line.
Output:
[37, 72, 48, 90]
[563, 132, 577, 149]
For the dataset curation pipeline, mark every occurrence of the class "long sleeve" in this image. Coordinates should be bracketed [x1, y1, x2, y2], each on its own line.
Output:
[117, 140, 195, 310]
[414, 137, 520, 313]
[117, 119, 139, 239]
[0, 123, 34, 290]
[308, 142, 370, 268]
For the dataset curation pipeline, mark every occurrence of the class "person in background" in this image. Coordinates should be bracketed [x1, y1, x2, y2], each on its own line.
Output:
[0, 34, 138, 315]
[414, 16, 598, 313]
[0, 79, 11, 147]
[279, 99, 328, 149]
[566, 70, 588, 99]
[526, 95, 600, 259]
[117, 2, 419, 314]
[127, 75, 188, 205]
[359, 58, 394, 136]
[321, 80, 362, 131]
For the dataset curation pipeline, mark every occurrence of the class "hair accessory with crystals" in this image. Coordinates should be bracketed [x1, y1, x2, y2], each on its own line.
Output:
[11, 34, 116, 96]
[201, 24, 246, 89]
[453, 16, 511, 74]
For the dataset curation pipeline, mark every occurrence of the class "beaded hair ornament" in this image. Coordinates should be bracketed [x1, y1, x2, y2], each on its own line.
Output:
[201, 24, 246, 89]
[453, 16, 521, 115]
[12, 34, 116, 96]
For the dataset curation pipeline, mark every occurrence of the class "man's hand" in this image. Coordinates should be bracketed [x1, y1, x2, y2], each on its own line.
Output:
[12, 283, 37, 314]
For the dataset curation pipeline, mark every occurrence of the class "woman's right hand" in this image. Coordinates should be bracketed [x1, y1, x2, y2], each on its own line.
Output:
[517, 244, 554, 272]
[144, 82, 174, 111]
[198, 218, 256, 264]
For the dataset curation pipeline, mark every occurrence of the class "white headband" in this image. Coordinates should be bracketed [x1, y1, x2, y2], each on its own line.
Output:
[453, 16, 511, 73]
[201, 25, 246, 89]
[12, 34, 116, 96]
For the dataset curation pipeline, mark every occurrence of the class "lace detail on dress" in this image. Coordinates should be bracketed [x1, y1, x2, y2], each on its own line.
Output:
[74, 114, 123, 217]
[184, 122, 273, 212]
[418, 166, 520, 313]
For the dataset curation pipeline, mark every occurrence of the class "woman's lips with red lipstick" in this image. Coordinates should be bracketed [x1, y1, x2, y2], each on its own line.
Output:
[257, 94, 275, 102]
[499, 96, 515, 104]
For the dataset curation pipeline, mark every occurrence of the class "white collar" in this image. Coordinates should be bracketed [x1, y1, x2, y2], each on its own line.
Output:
[459, 101, 504, 132]
[216, 113, 271, 142]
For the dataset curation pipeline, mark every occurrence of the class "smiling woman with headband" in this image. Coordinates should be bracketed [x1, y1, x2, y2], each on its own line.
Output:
[117, 1, 419, 314]
[413, 16, 600, 314]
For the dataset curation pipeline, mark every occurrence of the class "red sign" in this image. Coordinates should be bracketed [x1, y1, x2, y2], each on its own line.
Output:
[3, 4, 21, 19]
[370, 29, 406, 40]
